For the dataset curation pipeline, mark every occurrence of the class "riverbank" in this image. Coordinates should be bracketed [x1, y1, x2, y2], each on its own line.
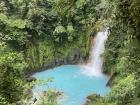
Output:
[24, 36, 94, 78]
[25, 48, 89, 79]
[24, 49, 89, 105]
[29, 29, 113, 105]
[23, 36, 93, 104]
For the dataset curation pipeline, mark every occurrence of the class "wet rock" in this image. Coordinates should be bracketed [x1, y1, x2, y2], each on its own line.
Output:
[106, 72, 117, 86]
[56, 91, 64, 96]
[16, 101, 23, 105]
[25, 48, 88, 77]
[33, 97, 37, 104]
[66, 49, 81, 64]
[26, 76, 37, 82]
[85, 94, 101, 105]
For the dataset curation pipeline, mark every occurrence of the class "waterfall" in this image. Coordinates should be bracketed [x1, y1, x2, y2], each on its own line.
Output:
[82, 28, 110, 77]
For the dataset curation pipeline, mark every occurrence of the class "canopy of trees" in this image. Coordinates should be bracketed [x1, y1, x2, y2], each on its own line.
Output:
[0, 0, 140, 105]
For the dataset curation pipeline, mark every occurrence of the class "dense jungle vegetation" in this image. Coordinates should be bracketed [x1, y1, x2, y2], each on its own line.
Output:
[0, 0, 140, 105]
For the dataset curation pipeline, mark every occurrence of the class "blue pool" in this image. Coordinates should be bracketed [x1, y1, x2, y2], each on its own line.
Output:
[32, 65, 110, 105]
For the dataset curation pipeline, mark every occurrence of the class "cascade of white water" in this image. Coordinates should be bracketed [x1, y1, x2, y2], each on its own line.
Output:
[82, 28, 110, 77]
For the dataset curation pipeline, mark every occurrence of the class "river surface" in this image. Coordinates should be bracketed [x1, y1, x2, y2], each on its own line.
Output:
[32, 65, 110, 105]
[32, 28, 110, 105]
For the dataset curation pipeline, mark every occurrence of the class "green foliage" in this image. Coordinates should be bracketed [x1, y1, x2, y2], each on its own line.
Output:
[0, 96, 15, 105]
[108, 75, 136, 104]
[37, 89, 59, 105]
[86, 94, 118, 105]
[0, 0, 101, 104]
[26, 41, 55, 69]
[53, 25, 67, 43]
[1, 0, 140, 105]
[0, 0, 95, 71]
[99, 0, 140, 105]
[86, 94, 107, 105]
[0, 50, 27, 103]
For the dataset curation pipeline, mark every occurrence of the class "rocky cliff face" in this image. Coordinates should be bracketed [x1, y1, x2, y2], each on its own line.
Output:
[25, 48, 88, 76]
[43, 48, 87, 67]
